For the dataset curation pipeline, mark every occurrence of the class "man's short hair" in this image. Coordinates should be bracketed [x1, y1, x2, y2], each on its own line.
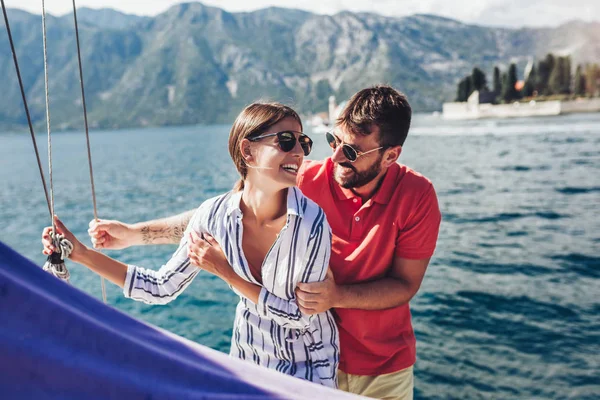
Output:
[336, 85, 412, 147]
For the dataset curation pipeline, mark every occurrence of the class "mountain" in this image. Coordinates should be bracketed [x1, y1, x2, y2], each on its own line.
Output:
[1, 3, 599, 131]
[62, 7, 150, 30]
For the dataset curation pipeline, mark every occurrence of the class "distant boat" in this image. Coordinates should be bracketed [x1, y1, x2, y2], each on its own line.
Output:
[309, 121, 331, 134]
[308, 112, 331, 134]
[307, 95, 347, 134]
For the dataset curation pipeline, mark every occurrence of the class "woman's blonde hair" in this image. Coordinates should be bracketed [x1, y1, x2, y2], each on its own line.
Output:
[228, 102, 302, 191]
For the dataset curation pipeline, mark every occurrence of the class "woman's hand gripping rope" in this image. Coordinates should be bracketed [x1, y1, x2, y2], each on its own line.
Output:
[41, 216, 88, 281]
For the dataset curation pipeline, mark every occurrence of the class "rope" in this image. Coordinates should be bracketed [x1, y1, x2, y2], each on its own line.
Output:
[71, 0, 106, 303]
[1, 0, 52, 218]
[2, 1, 72, 285]
[3, 1, 106, 299]
[38, 0, 74, 285]
[41, 0, 55, 236]
[43, 231, 73, 282]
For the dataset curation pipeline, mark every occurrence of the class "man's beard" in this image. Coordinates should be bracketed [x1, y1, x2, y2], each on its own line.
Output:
[334, 154, 383, 189]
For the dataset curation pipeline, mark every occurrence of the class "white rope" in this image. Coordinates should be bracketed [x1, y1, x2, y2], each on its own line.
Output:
[42, 232, 73, 282]
[40, 0, 72, 284]
[41, 0, 55, 235]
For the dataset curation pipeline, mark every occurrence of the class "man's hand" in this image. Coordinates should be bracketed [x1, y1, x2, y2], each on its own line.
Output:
[88, 219, 135, 250]
[187, 232, 232, 280]
[295, 269, 339, 315]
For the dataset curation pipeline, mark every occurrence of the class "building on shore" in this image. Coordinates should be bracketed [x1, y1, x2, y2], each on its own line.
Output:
[443, 90, 600, 120]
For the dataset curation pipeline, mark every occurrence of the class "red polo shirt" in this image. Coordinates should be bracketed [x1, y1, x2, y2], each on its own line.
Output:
[297, 158, 441, 376]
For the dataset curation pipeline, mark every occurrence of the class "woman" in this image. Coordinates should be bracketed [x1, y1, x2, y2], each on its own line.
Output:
[41, 103, 339, 387]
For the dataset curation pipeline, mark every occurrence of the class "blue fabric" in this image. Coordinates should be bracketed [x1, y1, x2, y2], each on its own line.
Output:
[0, 241, 355, 399]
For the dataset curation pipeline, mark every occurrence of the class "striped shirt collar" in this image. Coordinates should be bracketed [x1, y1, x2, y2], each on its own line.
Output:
[226, 187, 305, 218]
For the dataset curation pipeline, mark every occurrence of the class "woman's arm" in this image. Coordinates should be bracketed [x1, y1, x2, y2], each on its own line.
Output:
[43, 216, 129, 286]
[43, 214, 200, 306]
[122, 238, 199, 305]
[87, 210, 196, 249]
[74, 247, 129, 287]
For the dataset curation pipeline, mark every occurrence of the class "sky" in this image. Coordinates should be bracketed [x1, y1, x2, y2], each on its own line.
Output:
[7, 0, 600, 28]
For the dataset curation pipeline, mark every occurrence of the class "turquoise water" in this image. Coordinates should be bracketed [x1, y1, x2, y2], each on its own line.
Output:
[1, 113, 599, 399]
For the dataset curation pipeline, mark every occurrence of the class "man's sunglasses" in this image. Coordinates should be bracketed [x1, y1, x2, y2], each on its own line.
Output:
[325, 132, 383, 162]
[248, 130, 313, 156]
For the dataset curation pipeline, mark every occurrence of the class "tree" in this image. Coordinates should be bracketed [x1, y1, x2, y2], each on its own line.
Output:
[471, 67, 487, 92]
[464, 76, 473, 100]
[562, 56, 572, 94]
[549, 56, 572, 95]
[574, 65, 586, 96]
[455, 78, 466, 102]
[455, 75, 475, 102]
[500, 72, 508, 102]
[585, 64, 599, 96]
[492, 66, 501, 103]
[537, 53, 555, 95]
[502, 63, 520, 102]
[523, 64, 537, 97]
[548, 57, 564, 95]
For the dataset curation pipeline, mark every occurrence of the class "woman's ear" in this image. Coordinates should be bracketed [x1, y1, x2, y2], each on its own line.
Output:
[240, 139, 254, 164]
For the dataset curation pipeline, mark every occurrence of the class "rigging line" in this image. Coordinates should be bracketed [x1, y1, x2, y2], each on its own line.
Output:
[71, 0, 106, 303]
[1, 0, 52, 218]
[41, 0, 56, 236]
[71, 0, 97, 221]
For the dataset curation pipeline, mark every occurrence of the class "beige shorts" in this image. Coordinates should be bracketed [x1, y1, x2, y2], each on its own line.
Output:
[337, 366, 414, 400]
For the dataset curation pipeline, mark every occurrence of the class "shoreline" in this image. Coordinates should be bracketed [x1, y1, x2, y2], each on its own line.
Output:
[443, 97, 600, 120]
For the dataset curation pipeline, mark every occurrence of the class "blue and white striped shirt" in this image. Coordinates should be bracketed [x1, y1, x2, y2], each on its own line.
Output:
[123, 187, 340, 387]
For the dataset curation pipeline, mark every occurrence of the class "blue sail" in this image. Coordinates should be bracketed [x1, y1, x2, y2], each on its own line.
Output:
[0, 241, 357, 399]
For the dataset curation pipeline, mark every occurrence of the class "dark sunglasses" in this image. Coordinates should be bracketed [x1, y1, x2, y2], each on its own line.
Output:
[248, 130, 313, 156]
[325, 132, 383, 162]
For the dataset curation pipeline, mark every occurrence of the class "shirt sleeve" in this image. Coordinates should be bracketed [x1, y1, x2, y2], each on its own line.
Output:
[123, 205, 206, 305]
[395, 185, 442, 259]
[257, 211, 332, 330]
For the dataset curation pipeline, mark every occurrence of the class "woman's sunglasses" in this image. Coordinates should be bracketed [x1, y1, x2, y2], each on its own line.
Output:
[248, 131, 313, 156]
[325, 132, 383, 162]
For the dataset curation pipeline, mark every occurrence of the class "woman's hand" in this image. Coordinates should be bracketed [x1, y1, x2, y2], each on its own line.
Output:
[42, 216, 88, 262]
[88, 219, 135, 250]
[187, 231, 232, 280]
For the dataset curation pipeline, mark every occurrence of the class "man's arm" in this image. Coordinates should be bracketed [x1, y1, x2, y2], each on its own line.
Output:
[295, 257, 430, 313]
[296, 181, 441, 313]
[88, 209, 195, 249]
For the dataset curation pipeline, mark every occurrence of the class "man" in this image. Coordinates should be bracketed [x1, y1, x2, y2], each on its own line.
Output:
[89, 85, 441, 399]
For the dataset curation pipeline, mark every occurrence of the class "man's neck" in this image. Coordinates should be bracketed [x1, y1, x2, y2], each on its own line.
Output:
[350, 170, 387, 202]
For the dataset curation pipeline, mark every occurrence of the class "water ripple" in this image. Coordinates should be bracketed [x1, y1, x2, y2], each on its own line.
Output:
[444, 211, 568, 224]
[446, 258, 554, 276]
[555, 186, 600, 194]
[549, 253, 600, 279]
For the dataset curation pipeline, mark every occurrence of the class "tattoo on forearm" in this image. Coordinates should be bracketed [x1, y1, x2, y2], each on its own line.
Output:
[140, 214, 191, 244]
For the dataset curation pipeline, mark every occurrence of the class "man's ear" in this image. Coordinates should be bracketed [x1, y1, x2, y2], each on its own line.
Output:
[383, 145, 402, 167]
